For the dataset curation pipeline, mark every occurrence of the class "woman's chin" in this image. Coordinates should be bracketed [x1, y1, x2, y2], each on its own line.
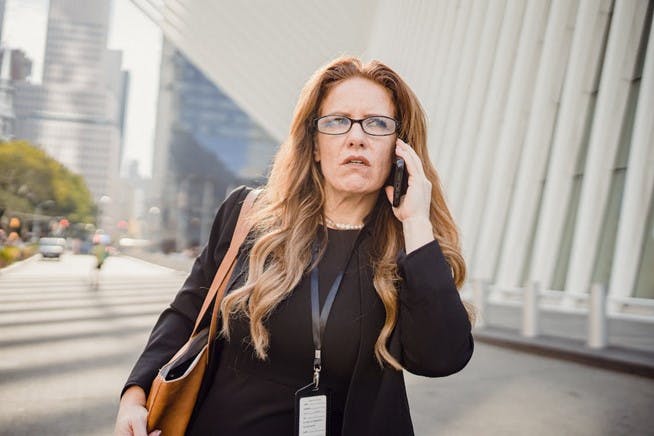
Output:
[333, 183, 383, 196]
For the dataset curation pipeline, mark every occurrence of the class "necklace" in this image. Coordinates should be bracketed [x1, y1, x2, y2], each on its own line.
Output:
[325, 216, 365, 230]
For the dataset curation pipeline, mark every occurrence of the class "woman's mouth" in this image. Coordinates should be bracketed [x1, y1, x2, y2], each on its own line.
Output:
[341, 155, 370, 166]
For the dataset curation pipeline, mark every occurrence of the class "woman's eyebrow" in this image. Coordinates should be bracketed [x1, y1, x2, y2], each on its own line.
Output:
[322, 111, 393, 118]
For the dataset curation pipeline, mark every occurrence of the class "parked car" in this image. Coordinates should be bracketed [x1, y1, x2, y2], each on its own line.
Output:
[39, 237, 66, 259]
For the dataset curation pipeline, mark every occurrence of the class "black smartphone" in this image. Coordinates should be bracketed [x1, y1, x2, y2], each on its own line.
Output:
[385, 157, 409, 207]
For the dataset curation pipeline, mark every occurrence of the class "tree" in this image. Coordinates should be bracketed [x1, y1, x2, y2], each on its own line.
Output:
[0, 140, 96, 224]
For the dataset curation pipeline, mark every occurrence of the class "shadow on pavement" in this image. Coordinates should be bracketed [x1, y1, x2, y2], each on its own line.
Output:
[0, 349, 140, 387]
[1, 398, 118, 436]
[0, 324, 151, 348]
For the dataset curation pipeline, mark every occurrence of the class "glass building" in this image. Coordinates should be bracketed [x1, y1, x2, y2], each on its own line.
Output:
[151, 39, 277, 250]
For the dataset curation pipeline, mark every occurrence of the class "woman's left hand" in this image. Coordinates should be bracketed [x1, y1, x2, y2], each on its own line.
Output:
[384, 138, 432, 223]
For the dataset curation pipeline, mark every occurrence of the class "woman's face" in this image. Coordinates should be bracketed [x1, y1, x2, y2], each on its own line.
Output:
[314, 77, 397, 199]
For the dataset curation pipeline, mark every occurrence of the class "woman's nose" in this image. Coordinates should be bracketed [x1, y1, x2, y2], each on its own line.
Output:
[346, 122, 367, 147]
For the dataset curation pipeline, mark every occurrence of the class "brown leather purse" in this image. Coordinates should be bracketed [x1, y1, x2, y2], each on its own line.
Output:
[146, 190, 258, 435]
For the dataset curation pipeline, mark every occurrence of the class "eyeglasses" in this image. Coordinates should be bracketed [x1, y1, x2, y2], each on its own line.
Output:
[314, 115, 400, 136]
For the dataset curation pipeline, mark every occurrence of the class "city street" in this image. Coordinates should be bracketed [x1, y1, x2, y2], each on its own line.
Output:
[1, 253, 652, 435]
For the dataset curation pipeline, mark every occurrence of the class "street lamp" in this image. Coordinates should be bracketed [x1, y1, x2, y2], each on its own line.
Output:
[33, 200, 55, 240]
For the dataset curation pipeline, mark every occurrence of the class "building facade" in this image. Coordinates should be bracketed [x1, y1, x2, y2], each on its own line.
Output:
[0, 0, 5, 42]
[150, 39, 277, 251]
[0, 48, 18, 139]
[131, 0, 653, 304]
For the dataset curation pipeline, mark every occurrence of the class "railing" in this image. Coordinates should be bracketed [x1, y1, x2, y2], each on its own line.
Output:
[464, 279, 654, 349]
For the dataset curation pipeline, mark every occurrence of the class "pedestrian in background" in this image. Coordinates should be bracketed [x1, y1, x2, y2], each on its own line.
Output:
[115, 56, 474, 436]
[90, 241, 107, 289]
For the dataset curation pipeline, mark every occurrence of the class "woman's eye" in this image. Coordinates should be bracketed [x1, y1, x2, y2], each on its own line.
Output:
[323, 117, 348, 127]
[366, 117, 388, 128]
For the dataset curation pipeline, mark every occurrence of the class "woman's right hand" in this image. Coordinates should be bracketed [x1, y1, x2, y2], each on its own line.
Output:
[114, 386, 161, 436]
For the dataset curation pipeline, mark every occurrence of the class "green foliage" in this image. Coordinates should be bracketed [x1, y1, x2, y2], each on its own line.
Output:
[0, 245, 19, 264]
[0, 244, 38, 268]
[0, 140, 96, 223]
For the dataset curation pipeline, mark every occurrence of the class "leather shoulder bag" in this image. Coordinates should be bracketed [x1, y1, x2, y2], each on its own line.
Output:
[146, 189, 258, 435]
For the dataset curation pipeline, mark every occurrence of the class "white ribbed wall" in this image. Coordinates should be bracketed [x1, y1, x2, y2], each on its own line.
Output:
[130, 0, 654, 301]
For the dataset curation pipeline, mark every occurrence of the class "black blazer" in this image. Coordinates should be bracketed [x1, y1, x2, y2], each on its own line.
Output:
[124, 186, 474, 435]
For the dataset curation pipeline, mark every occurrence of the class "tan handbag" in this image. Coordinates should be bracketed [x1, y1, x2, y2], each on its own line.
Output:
[146, 190, 258, 435]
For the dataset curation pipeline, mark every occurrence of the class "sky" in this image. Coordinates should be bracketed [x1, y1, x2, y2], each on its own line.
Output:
[1, 0, 161, 178]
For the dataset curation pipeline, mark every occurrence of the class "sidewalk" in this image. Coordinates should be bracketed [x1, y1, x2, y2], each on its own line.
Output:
[474, 303, 654, 378]
[120, 252, 654, 379]
[120, 249, 195, 273]
[0, 253, 39, 275]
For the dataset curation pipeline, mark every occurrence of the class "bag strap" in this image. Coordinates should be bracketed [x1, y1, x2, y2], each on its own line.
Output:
[191, 189, 259, 337]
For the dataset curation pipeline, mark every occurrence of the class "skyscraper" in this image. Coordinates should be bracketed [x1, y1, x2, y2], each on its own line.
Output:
[13, 0, 127, 207]
[0, 47, 14, 140]
[0, 0, 5, 42]
[0, 0, 11, 139]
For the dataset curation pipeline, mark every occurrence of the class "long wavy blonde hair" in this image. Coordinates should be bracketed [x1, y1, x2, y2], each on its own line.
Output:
[220, 56, 471, 370]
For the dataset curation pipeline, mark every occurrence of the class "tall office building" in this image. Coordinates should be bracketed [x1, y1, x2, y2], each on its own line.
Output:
[0, 49, 32, 82]
[0, 47, 13, 140]
[0, 0, 5, 42]
[0, 0, 11, 139]
[0, 49, 33, 140]
[151, 39, 277, 250]
[13, 0, 127, 209]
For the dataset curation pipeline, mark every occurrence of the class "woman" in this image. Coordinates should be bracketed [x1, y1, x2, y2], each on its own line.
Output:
[115, 56, 474, 436]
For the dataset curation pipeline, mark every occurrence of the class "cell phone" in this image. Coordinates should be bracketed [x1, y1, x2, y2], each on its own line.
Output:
[385, 157, 409, 207]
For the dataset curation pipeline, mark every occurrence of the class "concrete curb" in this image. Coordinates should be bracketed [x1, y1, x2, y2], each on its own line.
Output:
[120, 250, 194, 273]
[119, 254, 185, 274]
[0, 253, 40, 275]
[474, 326, 654, 379]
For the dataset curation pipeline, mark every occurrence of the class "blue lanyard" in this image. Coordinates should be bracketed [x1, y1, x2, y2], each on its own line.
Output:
[309, 233, 360, 389]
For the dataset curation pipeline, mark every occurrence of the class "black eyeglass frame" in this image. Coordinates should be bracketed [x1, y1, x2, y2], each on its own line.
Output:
[313, 115, 401, 136]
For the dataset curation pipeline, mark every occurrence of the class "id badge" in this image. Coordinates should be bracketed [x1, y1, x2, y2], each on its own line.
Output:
[294, 382, 330, 436]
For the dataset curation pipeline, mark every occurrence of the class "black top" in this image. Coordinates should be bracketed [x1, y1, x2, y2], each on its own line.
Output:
[123, 186, 474, 436]
[188, 229, 364, 435]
